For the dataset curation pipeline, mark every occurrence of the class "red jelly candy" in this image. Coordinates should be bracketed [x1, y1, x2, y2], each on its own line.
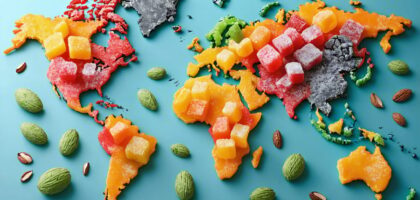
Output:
[59, 59, 78, 82]
[285, 62, 304, 84]
[257, 44, 283, 73]
[272, 34, 294, 57]
[301, 25, 325, 48]
[339, 19, 365, 45]
[276, 74, 293, 90]
[284, 28, 305, 49]
[285, 14, 309, 33]
[82, 63, 98, 81]
[293, 43, 323, 70]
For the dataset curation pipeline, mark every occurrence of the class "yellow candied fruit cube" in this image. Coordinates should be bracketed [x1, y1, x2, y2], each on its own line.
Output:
[312, 10, 337, 33]
[191, 81, 210, 101]
[125, 136, 151, 164]
[44, 32, 66, 60]
[236, 38, 254, 57]
[216, 49, 237, 73]
[230, 124, 250, 148]
[68, 36, 92, 60]
[215, 139, 237, 159]
[109, 121, 131, 144]
[228, 40, 239, 52]
[249, 26, 271, 50]
[222, 101, 242, 123]
[54, 21, 69, 38]
[173, 88, 192, 113]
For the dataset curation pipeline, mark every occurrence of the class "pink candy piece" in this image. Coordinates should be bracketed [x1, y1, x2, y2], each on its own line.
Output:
[59, 59, 78, 82]
[339, 19, 364, 45]
[82, 63, 98, 81]
[284, 28, 305, 49]
[285, 62, 304, 84]
[272, 34, 294, 57]
[257, 44, 283, 73]
[285, 14, 309, 33]
[276, 74, 293, 90]
[293, 43, 323, 70]
[301, 25, 324, 48]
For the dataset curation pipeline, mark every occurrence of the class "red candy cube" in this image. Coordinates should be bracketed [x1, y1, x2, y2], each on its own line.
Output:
[284, 28, 305, 49]
[339, 19, 364, 45]
[301, 25, 324, 48]
[285, 14, 309, 33]
[59, 59, 78, 82]
[211, 116, 231, 143]
[285, 62, 304, 84]
[275, 74, 293, 90]
[257, 44, 283, 73]
[272, 34, 294, 56]
[293, 43, 323, 70]
[82, 63, 98, 81]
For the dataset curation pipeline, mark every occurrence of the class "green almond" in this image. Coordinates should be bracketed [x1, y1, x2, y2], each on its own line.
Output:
[15, 88, 43, 113]
[388, 60, 410, 75]
[147, 67, 167, 80]
[282, 153, 305, 181]
[171, 144, 190, 158]
[20, 122, 48, 145]
[37, 168, 71, 195]
[137, 89, 158, 111]
[59, 129, 79, 156]
[175, 171, 194, 200]
[250, 187, 276, 200]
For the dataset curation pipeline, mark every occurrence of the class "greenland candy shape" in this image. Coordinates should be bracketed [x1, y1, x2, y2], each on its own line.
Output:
[301, 25, 325, 48]
[284, 28, 305, 50]
[272, 34, 294, 57]
[294, 43, 323, 70]
[337, 146, 392, 193]
[312, 10, 338, 33]
[339, 19, 365, 45]
[286, 14, 309, 33]
[257, 44, 283, 73]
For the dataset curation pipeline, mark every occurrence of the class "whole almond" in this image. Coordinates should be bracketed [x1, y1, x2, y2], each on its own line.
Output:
[370, 93, 384, 108]
[21, 170, 33, 183]
[273, 130, 282, 149]
[392, 112, 407, 127]
[18, 152, 33, 164]
[16, 62, 27, 73]
[393, 89, 412, 103]
[83, 162, 90, 176]
[309, 191, 327, 200]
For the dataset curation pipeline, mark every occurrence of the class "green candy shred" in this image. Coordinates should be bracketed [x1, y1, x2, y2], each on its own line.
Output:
[259, 1, 280, 17]
[206, 15, 247, 47]
[311, 120, 352, 145]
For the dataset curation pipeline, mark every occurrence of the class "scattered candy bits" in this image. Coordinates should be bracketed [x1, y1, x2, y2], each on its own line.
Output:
[251, 146, 263, 168]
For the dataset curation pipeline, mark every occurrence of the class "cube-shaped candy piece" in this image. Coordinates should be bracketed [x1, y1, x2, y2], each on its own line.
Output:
[285, 62, 304, 84]
[222, 101, 242, 123]
[249, 26, 272, 50]
[191, 81, 210, 101]
[339, 19, 364, 45]
[275, 74, 293, 90]
[215, 139, 237, 159]
[54, 21, 69, 38]
[216, 49, 237, 73]
[125, 136, 151, 164]
[230, 38, 254, 57]
[211, 117, 231, 142]
[285, 14, 309, 33]
[284, 28, 305, 49]
[59, 60, 78, 82]
[301, 25, 325, 48]
[257, 44, 283, 73]
[272, 34, 294, 56]
[294, 43, 323, 70]
[230, 124, 250, 148]
[312, 10, 337, 33]
[44, 33, 66, 60]
[68, 36, 92, 60]
[81, 63, 98, 81]
[109, 122, 136, 145]
[186, 99, 209, 121]
[173, 88, 192, 113]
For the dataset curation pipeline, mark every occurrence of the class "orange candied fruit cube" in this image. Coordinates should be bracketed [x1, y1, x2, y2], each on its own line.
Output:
[44, 32, 66, 60]
[222, 101, 242, 123]
[236, 38, 254, 57]
[215, 139, 237, 159]
[212, 116, 231, 140]
[109, 121, 133, 145]
[230, 123, 250, 148]
[173, 88, 192, 113]
[54, 21, 69, 38]
[216, 49, 237, 73]
[125, 136, 151, 164]
[186, 99, 209, 121]
[68, 36, 92, 60]
[249, 26, 271, 50]
[312, 10, 337, 33]
[191, 81, 210, 101]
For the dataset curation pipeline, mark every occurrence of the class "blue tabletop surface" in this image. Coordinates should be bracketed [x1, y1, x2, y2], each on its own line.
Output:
[1, 0, 419, 199]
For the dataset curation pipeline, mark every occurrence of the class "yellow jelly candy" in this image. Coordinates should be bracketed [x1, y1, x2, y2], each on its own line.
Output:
[54, 21, 69, 38]
[109, 122, 137, 145]
[125, 136, 151, 164]
[236, 38, 254, 57]
[215, 139, 237, 159]
[191, 81, 210, 101]
[173, 88, 192, 114]
[68, 36, 91, 60]
[249, 26, 271, 50]
[216, 49, 237, 73]
[312, 10, 337, 33]
[328, 118, 343, 134]
[230, 123, 250, 148]
[44, 32, 66, 60]
[222, 101, 242, 123]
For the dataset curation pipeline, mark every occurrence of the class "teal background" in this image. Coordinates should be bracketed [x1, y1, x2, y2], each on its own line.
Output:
[0, 0, 419, 199]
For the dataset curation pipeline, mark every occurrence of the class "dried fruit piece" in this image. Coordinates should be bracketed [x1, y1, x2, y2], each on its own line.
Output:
[21, 170, 33, 183]
[392, 112, 407, 127]
[171, 144, 191, 158]
[20, 122, 48, 145]
[309, 191, 327, 200]
[282, 153, 305, 181]
[370, 93, 384, 108]
[17, 152, 33, 164]
[359, 128, 385, 146]
[250, 187, 275, 200]
[15, 88, 43, 113]
[251, 146, 263, 168]
[388, 60, 410, 75]
[175, 171, 195, 200]
[272, 130, 282, 149]
[37, 168, 71, 195]
[393, 89, 412, 103]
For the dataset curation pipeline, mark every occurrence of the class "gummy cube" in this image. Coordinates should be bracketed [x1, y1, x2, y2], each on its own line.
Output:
[173, 88, 192, 113]
[230, 124, 250, 148]
[229, 38, 254, 57]
[312, 10, 337, 33]
[257, 44, 283, 73]
[301, 25, 325, 48]
[68, 36, 91, 60]
[339, 19, 364, 45]
[186, 99, 209, 121]
[44, 33, 66, 60]
[109, 122, 136, 145]
[293, 43, 323, 70]
[125, 136, 151, 164]
[191, 81, 210, 101]
[54, 21, 69, 38]
[59, 60, 78, 82]
[284, 28, 305, 49]
[222, 101, 242, 123]
[215, 139, 237, 159]
[249, 26, 272, 50]
[211, 117, 231, 142]
[285, 14, 309, 33]
[81, 63, 98, 81]
[285, 62, 304, 84]
[216, 49, 237, 73]
[275, 74, 293, 90]
[272, 34, 294, 56]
